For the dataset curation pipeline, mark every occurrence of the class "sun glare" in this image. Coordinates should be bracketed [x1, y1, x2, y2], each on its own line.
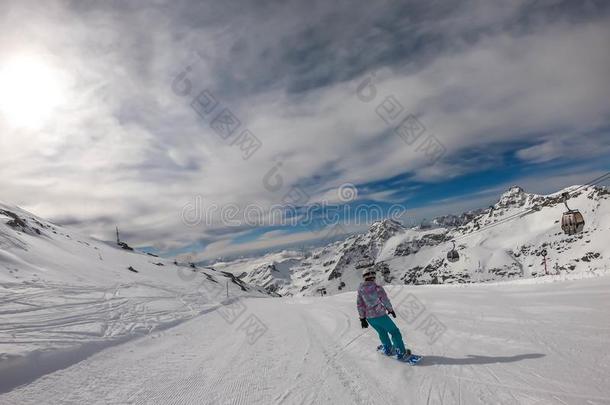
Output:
[0, 54, 66, 130]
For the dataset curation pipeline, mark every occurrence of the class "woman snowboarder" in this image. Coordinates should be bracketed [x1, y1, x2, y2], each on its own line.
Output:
[357, 267, 410, 360]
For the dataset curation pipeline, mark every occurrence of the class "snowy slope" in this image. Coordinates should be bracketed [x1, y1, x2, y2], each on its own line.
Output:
[1, 192, 610, 403]
[217, 185, 610, 296]
[1, 275, 609, 404]
[0, 202, 267, 393]
[213, 251, 302, 294]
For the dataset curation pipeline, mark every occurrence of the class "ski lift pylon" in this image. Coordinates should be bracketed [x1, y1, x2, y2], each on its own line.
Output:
[560, 192, 585, 235]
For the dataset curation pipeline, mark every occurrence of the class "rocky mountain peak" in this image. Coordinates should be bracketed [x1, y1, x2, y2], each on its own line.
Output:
[367, 219, 405, 240]
[496, 185, 528, 209]
[216, 183, 610, 296]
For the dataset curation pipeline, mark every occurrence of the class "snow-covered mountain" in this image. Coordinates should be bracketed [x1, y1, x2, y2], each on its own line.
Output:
[1, 189, 609, 401]
[215, 185, 610, 296]
[0, 202, 268, 391]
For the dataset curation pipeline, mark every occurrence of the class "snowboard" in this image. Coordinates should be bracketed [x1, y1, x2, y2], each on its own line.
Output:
[401, 354, 423, 365]
[377, 345, 422, 365]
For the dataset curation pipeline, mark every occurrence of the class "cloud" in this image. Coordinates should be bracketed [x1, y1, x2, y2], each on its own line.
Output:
[0, 0, 609, 259]
[190, 220, 369, 261]
[516, 131, 610, 163]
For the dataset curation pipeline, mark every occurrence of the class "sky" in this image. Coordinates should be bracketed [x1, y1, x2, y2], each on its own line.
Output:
[0, 0, 609, 261]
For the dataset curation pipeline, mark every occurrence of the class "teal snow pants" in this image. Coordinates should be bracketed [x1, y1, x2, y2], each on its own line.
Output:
[367, 314, 406, 353]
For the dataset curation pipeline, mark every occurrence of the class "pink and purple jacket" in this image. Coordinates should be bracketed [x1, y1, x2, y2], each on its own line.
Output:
[356, 281, 393, 319]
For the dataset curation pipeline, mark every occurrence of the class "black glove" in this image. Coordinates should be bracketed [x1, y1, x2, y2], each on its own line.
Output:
[388, 310, 396, 318]
[360, 318, 369, 328]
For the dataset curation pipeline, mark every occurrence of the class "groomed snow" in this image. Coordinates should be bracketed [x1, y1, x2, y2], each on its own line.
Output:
[2, 190, 610, 404]
[0, 202, 268, 393]
[2, 274, 609, 404]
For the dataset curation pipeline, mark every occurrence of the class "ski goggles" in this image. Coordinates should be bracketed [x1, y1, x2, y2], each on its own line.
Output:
[363, 270, 376, 279]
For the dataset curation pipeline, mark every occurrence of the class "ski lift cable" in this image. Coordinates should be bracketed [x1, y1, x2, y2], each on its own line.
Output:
[478, 207, 531, 227]
[471, 171, 608, 235]
[452, 207, 538, 242]
[448, 171, 610, 243]
[442, 208, 532, 244]
[480, 196, 550, 229]
[569, 172, 610, 194]
[472, 171, 610, 238]
[451, 205, 540, 242]
[588, 176, 610, 189]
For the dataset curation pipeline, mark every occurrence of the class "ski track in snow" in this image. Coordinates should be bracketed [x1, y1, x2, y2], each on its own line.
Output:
[1, 276, 610, 404]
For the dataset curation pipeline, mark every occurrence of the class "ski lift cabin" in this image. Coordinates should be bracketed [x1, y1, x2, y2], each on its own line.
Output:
[560, 192, 585, 235]
[446, 241, 460, 263]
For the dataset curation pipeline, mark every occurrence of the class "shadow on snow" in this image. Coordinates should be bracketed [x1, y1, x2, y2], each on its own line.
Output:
[419, 353, 545, 366]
